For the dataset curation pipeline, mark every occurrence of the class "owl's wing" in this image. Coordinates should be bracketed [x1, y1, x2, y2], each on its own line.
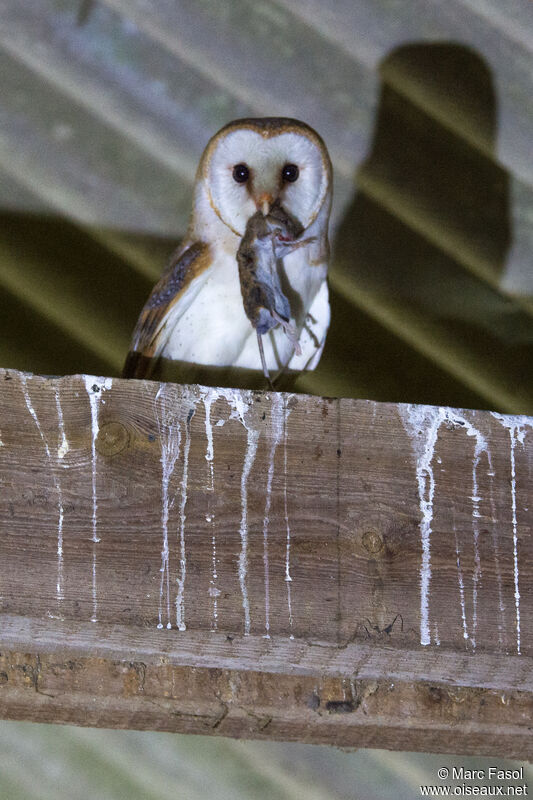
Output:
[122, 241, 211, 379]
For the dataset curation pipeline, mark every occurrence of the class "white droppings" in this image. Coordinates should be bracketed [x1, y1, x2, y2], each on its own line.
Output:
[21, 376, 47, 446]
[492, 413, 533, 655]
[154, 384, 181, 630]
[471, 418, 505, 647]
[175, 407, 194, 631]
[489, 474, 506, 649]
[456, 411, 491, 650]
[399, 405, 444, 646]
[400, 405, 492, 648]
[54, 389, 68, 601]
[454, 527, 469, 642]
[261, 393, 285, 638]
[283, 396, 294, 635]
[199, 387, 259, 636]
[55, 388, 69, 459]
[21, 376, 66, 604]
[224, 389, 260, 636]
[84, 376, 112, 622]
[202, 388, 219, 629]
[210, 524, 218, 630]
[203, 389, 216, 492]
[239, 424, 259, 636]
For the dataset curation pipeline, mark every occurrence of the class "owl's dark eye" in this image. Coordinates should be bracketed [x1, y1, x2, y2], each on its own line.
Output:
[282, 163, 299, 182]
[232, 163, 250, 183]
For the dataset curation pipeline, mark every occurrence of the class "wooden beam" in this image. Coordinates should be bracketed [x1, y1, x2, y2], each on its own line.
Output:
[0, 368, 532, 756]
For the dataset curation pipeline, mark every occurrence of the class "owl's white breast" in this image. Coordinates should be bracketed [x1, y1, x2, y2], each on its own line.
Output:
[161, 241, 328, 373]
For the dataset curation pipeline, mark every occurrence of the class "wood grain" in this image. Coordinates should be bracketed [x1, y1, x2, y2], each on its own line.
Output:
[0, 368, 532, 756]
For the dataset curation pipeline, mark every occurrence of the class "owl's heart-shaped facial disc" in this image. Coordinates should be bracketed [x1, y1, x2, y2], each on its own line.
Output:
[202, 120, 331, 237]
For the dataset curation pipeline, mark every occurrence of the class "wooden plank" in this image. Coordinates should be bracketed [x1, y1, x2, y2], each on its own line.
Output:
[0, 368, 532, 756]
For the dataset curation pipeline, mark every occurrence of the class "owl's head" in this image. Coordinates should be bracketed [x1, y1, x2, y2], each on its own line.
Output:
[195, 118, 332, 238]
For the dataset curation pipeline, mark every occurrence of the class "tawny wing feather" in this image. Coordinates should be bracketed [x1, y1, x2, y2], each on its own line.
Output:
[122, 241, 211, 379]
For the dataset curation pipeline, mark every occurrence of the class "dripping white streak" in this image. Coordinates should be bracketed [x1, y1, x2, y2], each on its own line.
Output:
[399, 405, 443, 646]
[154, 384, 181, 630]
[454, 528, 468, 642]
[492, 414, 532, 655]
[209, 528, 219, 631]
[176, 408, 194, 631]
[197, 387, 260, 634]
[283, 396, 294, 636]
[488, 470, 505, 648]
[510, 429, 520, 655]
[54, 388, 68, 600]
[21, 375, 51, 457]
[55, 389, 69, 459]
[454, 412, 490, 650]
[84, 376, 112, 622]
[203, 390, 216, 492]
[262, 394, 284, 638]
[202, 389, 219, 629]
[239, 425, 259, 636]
[203, 387, 258, 635]
[400, 405, 493, 648]
[21, 376, 66, 604]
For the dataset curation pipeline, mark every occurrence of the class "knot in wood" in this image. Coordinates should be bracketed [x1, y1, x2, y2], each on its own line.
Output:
[362, 529, 384, 555]
[96, 421, 129, 456]
[427, 686, 443, 704]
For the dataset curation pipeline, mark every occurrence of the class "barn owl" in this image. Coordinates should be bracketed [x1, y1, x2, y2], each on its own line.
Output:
[123, 117, 332, 387]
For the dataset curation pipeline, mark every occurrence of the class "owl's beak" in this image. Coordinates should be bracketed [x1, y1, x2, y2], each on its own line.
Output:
[255, 192, 274, 216]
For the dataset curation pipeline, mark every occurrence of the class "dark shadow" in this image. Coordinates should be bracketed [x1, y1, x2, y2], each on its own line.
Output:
[0, 210, 177, 378]
[320, 43, 533, 412]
